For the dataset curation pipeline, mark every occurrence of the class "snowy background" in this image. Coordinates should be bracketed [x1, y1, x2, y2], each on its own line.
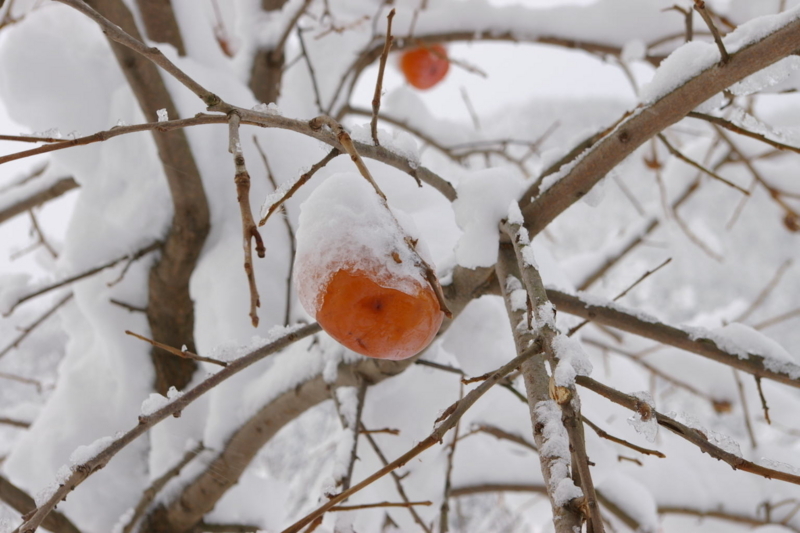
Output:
[1, 0, 800, 532]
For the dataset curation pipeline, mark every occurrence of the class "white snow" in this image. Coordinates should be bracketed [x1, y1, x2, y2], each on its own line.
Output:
[156, 108, 168, 122]
[534, 400, 583, 507]
[0, 273, 32, 315]
[551, 334, 592, 388]
[69, 435, 113, 465]
[252, 102, 281, 115]
[349, 123, 421, 165]
[293, 172, 430, 316]
[626, 391, 658, 443]
[452, 167, 525, 268]
[140, 386, 183, 417]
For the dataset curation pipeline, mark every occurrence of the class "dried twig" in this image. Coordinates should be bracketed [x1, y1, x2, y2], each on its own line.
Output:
[0, 473, 82, 533]
[53, 0, 221, 107]
[732, 369, 758, 449]
[121, 442, 206, 533]
[688, 111, 800, 155]
[0, 177, 78, 226]
[0, 371, 42, 392]
[440, 382, 463, 533]
[459, 424, 537, 452]
[125, 330, 228, 367]
[583, 416, 666, 458]
[568, 257, 672, 337]
[755, 376, 771, 424]
[370, 9, 395, 145]
[331, 380, 368, 492]
[253, 136, 297, 326]
[331, 501, 432, 511]
[657, 134, 747, 194]
[258, 148, 340, 226]
[754, 307, 800, 330]
[0, 293, 73, 360]
[0, 418, 30, 428]
[13, 323, 320, 533]
[579, 376, 800, 486]
[281, 347, 539, 533]
[228, 112, 265, 327]
[694, 0, 729, 64]
[296, 28, 324, 114]
[733, 259, 792, 324]
[360, 425, 432, 533]
[3, 241, 160, 316]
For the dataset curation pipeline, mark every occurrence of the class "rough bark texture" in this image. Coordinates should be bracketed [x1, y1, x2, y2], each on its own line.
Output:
[135, 0, 186, 56]
[86, 0, 209, 393]
[249, 0, 290, 105]
[0, 474, 82, 533]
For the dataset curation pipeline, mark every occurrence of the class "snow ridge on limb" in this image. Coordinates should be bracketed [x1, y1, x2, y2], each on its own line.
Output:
[519, 7, 800, 237]
[12, 323, 319, 533]
[546, 288, 800, 389]
[497, 214, 602, 533]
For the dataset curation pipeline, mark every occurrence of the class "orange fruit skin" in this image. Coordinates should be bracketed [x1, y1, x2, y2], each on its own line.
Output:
[400, 45, 450, 90]
[316, 268, 444, 360]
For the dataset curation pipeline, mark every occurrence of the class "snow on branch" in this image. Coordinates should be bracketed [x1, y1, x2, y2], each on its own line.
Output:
[547, 288, 800, 390]
[11, 323, 319, 533]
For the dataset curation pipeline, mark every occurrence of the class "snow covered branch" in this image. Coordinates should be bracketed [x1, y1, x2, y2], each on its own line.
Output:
[12, 323, 320, 533]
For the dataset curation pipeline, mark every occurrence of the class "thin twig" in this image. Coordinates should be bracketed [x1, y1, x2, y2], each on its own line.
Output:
[27, 210, 57, 258]
[14, 323, 320, 533]
[121, 442, 206, 533]
[2, 241, 160, 316]
[330, 501, 432, 511]
[579, 375, 800, 486]
[657, 134, 748, 194]
[252, 135, 296, 326]
[109, 298, 147, 313]
[370, 9, 395, 145]
[754, 307, 800, 330]
[52, 0, 221, 107]
[732, 369, 758, 449]
[228, 112, 265, 327]
[0, 371, 42, 392]
[688, 111, 800, 155]
[583, 416, 666, 458]
[733, 259, 792, 324]
[568, 257, 672, 337]
[0, 177, 77, 226]
[755, 376, 771, 424]
[360, 425, 433, 533]
[125, 330, 228, 367]
[459, 424, 537, 452]
[440, 382, 462, 533]
[281, 347, 539, 533]
[0, 293, 73, 360]
[0, 417, 30, 428]
[296, 28, 324, 114]
[331, 380, 368, 492]
[258, 148, 340, 226]
[694, 0, 729, 64]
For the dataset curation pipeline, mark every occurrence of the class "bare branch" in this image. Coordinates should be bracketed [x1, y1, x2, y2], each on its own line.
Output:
[3, 242, 160, 317]
[228, 112, 265, 327]
[0, 293, 73, 360]
[578, 376, 800, 486]
[519, 16, 800, 236]
[13, 323, 320, 533]
[125, 330, 228, 367]
[281, 347, 540, 533]
[331, 501, 432, 511]
[657, 134, 748, 194]
[688, 111, 800, 154]
[121, 442, 205, 533]
[755, 376, 771, 424]
[0, 176, 78, 226]
[53, 0, 220, 106]
[371, 9, 395, 146]
[583, 416, 666, 458]
[0, 473, 82, 533]
[693, 0, 729, 64]
[548, 288, 800, 390]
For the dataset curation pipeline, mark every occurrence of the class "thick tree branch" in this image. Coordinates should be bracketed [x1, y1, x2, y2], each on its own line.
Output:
[134, 0, 186, 55]
[0, 474, 82, 533]
[13, 323, 320, 533]
[0, 176, 78, 225]
[547, 288, 800, 390]
[519, 14, 800, 236]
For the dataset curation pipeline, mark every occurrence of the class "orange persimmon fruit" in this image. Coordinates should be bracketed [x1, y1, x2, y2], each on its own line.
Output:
[293, 173, 445, 361]
[400, 44, 450, 90]
[315, 268, 444, 360]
